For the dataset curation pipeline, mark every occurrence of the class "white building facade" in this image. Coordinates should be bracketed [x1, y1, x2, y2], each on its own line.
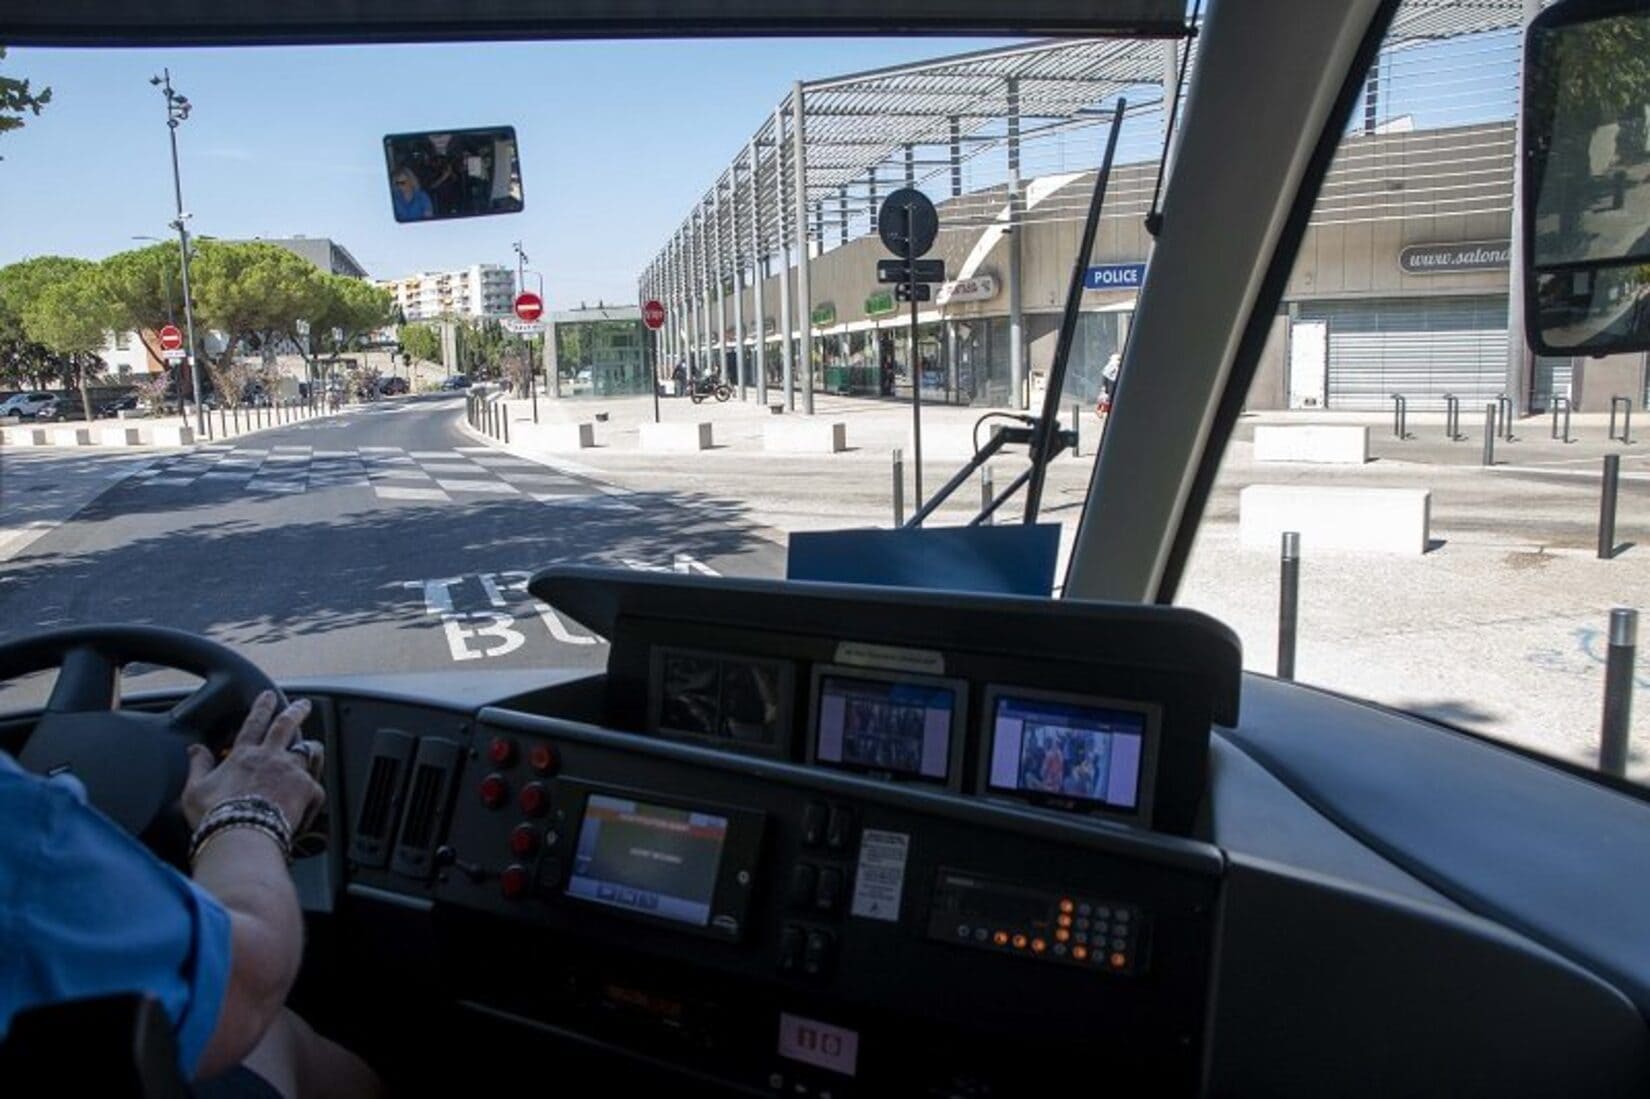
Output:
[378, 264, 516, 322]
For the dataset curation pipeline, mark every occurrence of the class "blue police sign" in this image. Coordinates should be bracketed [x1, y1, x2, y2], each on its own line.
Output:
[1084, 263, 1147, 290]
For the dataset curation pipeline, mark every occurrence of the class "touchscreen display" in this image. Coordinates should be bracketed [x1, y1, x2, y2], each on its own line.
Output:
[987, 695, 1147, 811]
[658, 649, 790, 746]
[815, 675, 956, 780]
[566, 794, 730, 927]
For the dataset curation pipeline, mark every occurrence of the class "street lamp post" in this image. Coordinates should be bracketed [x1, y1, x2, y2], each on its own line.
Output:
[513, 241, 540, 422]
[151, 69, 206, 436]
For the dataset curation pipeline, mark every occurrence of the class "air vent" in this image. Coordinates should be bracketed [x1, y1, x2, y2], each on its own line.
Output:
[348, 729, 414, 869]
[391, 737, 463, 879]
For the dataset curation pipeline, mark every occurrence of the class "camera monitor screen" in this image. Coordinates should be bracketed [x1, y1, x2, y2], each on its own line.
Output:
[566, 794, 730, 928]
[987, 692, 1150, 813]
[814, 673, 958, 781]
[656, 648, 792, 747]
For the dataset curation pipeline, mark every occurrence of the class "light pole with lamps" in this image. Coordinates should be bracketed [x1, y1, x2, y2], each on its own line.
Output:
[150, 69, 206, 436]
[512, 241, 541, 422]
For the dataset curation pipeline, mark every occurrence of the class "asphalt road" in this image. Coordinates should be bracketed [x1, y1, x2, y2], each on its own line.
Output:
[0, 395, 786, 701]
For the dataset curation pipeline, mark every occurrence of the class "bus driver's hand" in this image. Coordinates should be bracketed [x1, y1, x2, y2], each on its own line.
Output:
[182, 691, 325, 831]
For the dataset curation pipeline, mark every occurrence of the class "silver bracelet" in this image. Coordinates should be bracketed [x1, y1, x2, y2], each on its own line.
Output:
[190, 795, 294, 865]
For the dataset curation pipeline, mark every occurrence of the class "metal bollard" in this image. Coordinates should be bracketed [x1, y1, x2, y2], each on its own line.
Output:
[233, 407, 240, 434]
[1391, 393, 1408, 440]
[1497, 393, 1515, 441]
[502, 408, 510, 444]
[980, 465, 995, 526]
[1552, 395, 1573, 443]
[1443, 393, 1460, 440]
[219, 408, 226, 438]
[1071, 401, 1081, 458]
[1599, 607, 1637, 778]
[1610, 396, 1634, 444]
[1599, 454, 1621, 560]
[1482, 403, 1496, 467]
[892, 448, 905, 527]
[1278, 531, 1300, 680]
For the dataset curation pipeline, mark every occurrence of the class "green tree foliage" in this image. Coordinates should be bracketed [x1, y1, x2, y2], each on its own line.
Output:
[12, 260, 116, 420]
[100, 242, 187, 358]
[0, 48, 51, 156]
[399, 323, 442, 366]
[0, 256, 98, 391]
[190, 241, 323, 367]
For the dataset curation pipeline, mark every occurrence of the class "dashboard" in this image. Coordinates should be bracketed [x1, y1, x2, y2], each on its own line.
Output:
[310, 568, 1650, 1097]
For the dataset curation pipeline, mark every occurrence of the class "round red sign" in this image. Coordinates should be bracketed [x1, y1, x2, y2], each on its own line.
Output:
[641, 300, 666, 331]
[513, 292, 544, 322]
[158, 324, 184, 351]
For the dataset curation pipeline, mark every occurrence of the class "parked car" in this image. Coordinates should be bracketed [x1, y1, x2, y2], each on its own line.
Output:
[28, 397, 64, 422]
[378, 376, 409, 396]
[0, 392, 57, 422]
[96, 394, 140, 418]
[439, 374, 471, 390]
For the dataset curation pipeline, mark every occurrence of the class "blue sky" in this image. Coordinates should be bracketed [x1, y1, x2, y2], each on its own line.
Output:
[0, 38, 1017, 306]
[0, 31, 1516, 308]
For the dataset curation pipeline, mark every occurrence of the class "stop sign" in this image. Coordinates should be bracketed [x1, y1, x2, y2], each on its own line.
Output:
[641, 300, 666, 330]
[513, 292, 544, 322]
[158, 324, 184, 351]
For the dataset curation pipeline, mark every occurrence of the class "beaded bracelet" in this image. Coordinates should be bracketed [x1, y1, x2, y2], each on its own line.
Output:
[189, 795, 294, 866]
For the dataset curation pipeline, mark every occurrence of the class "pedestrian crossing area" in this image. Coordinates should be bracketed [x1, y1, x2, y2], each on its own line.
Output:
[125, 444, 641, 509]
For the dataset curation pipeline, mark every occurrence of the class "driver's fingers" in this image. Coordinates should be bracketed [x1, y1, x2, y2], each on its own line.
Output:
[233, 690, 280, 748]
[185, 743, 215, 785]
[264, 698, 312, 749]
[300, 739, 325, 780]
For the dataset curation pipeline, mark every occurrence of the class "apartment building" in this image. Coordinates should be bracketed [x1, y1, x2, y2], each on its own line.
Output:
[378, 264, 516, 321]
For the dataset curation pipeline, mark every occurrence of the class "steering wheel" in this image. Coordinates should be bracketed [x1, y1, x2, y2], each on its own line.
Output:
[0, 625, 282, 841]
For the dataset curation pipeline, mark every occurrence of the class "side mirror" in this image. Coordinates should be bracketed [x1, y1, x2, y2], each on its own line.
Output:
[1522, 0, 1650, 355]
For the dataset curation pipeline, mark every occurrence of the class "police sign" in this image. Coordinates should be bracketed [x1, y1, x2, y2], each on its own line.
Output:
[1084, 263, 1147, 291]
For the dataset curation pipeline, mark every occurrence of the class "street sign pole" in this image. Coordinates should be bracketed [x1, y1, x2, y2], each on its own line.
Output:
[907, 202, 924, 520]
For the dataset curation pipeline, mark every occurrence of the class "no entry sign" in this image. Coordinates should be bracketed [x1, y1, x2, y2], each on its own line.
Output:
[641, 300, 666, 330]
[158, 324, 184, 351]
[513, 292, 544, 322]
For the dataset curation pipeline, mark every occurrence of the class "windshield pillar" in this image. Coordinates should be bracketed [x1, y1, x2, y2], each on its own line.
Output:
[791, 82, 815, 415]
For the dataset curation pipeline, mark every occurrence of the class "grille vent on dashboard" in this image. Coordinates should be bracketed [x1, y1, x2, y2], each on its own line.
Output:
[348, 729, 414, 869]
[391, 737, 464, 879]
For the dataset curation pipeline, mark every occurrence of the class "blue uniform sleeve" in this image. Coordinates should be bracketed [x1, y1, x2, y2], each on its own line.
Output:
[0, 758, 233, 1078]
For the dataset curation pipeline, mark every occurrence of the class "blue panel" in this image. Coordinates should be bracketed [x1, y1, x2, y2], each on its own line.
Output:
[786, 525, 1060, 596]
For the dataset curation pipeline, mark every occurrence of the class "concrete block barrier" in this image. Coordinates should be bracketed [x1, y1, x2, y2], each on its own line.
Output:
[99, 426, 143, 447]
[51, 426, 93, 447]
[148, 424, 196, 447]
[5, 427, 50, 446]
[1240, 484, 1431, 555]
[1254, 424, 1369, 464]
[765, 420, 847, 454]
[519, 421, 595, 449]
[640, 422, 713, 453]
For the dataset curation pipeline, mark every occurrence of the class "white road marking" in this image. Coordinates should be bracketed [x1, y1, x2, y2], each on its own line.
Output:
[359, 446, 402, 453]
[536, 602, 601, 645]
[403, 577, 464, 614]
[409, 450, 454, 459]
[436, 479, 518, 494]
[440, 611, 526, 661]
[374, 485, 448, 501]
[421, 462, 483, 474]
[313, 449, 354, 458]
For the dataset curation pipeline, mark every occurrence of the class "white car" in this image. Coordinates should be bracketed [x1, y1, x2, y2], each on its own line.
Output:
[0, 392, 56, 421]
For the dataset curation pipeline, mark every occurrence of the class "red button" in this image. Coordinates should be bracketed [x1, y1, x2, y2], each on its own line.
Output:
[519, 781, 549, 818]
[527, 743, 558, 775]
[479, 773, 509, 810]
[501, 864, 529, 900]
[487, 736, 517, 767]
[509, 824, 539, 858]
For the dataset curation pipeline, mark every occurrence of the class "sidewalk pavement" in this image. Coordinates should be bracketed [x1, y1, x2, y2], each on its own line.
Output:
[0, 447, 167, 562]
[466, 389, 1648, 779]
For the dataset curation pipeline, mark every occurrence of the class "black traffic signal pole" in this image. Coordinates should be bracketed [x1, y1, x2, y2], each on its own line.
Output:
[1023, 97, 1126, 523]
[907, 202, 925, 512]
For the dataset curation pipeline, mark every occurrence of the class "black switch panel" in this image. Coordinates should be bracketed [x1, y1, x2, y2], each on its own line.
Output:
[815, 867, 845, 915]
[802, 928, 835, 978]
[801, 801, 829, 848]
[825, 805, 855, 851]
[779, 924, 806, 974]
[788, 863, 819, 910]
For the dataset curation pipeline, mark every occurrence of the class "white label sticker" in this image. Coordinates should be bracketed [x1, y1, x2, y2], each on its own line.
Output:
[834, 641, 944, 675]
[850, 829, 910, 922]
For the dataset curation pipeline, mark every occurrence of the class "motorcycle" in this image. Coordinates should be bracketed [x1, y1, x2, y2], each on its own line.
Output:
[689, 376, 733, 404]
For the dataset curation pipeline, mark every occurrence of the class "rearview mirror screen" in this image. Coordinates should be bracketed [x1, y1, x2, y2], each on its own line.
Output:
[383, 126, 524, 223]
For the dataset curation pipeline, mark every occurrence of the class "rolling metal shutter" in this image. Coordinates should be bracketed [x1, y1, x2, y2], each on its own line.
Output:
[1302, 297, 1509, 411]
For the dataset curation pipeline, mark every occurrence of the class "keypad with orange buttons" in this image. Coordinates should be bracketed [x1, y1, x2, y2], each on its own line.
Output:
[927, 870, 1145, 976]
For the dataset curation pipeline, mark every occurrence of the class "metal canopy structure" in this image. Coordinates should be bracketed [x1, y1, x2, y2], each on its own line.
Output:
[639, 0, 1536, 414]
